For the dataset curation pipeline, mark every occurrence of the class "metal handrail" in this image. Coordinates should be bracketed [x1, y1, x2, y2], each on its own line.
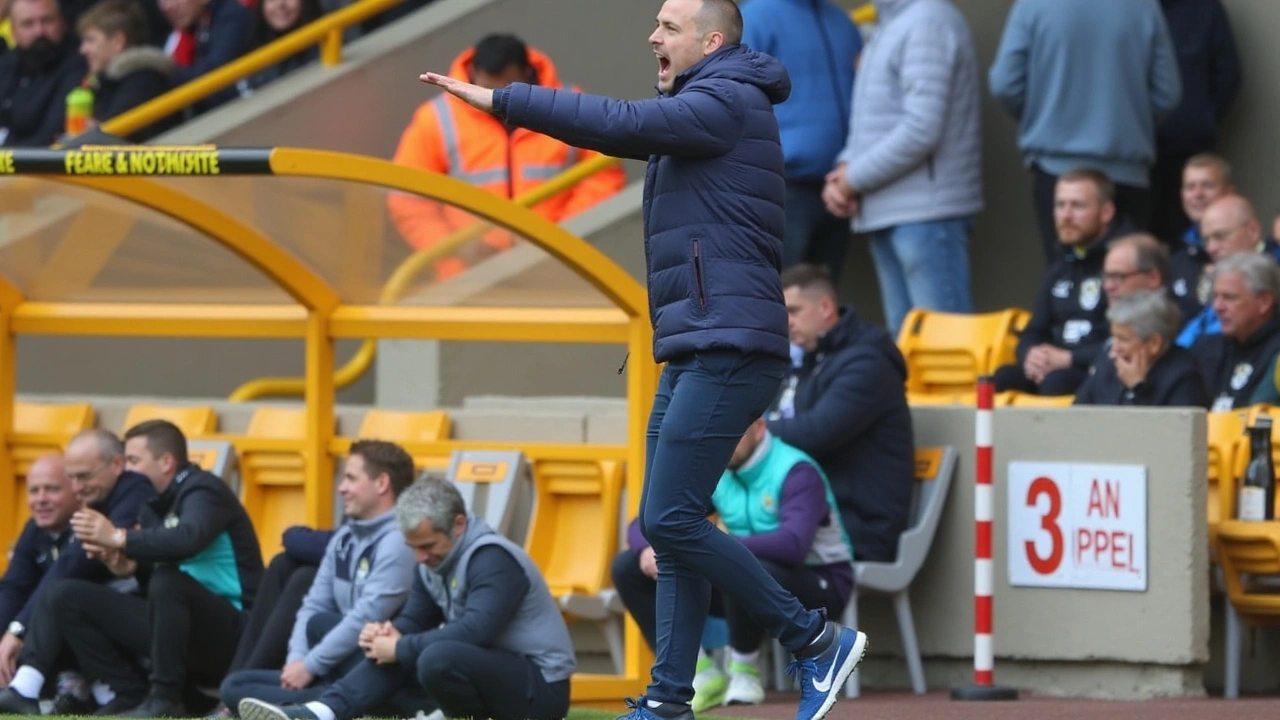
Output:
[100, 0, 404, 138]
[226, 152, 621, 401]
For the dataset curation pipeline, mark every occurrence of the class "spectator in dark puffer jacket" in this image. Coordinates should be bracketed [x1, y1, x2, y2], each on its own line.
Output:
[766, 263, 914, 563]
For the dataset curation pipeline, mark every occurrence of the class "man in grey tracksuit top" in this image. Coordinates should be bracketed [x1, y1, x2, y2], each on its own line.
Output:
[219, 441, 419, 714]
[238, 480, 575, 720]
[823, 0, 983, 336]
[989, 0, 1182, 264]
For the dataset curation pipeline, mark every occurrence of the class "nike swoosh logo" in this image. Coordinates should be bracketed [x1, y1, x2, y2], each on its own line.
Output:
[811, 653, 839, 693]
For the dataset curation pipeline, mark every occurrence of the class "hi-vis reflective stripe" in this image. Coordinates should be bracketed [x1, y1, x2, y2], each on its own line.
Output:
[433, 95, 509, 186]
[521, 145, 580, 181]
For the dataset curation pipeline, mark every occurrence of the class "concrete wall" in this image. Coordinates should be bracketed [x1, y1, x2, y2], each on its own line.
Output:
[862, 405, 1210, 698]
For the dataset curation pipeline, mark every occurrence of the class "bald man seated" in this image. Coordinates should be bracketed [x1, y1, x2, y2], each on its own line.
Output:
[1176, 195, 1280, 349]
[0, 430, 155, 715]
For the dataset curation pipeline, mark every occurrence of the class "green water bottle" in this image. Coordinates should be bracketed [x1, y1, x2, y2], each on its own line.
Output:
[65, 84, 95, 138]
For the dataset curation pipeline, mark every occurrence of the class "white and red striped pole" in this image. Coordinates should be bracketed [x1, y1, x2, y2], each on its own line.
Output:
[952, 376, 1017, 701]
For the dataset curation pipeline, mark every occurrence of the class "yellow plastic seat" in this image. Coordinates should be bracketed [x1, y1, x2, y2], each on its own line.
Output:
[896, 308, 1030, 397]
[121, 403, 217, 438]
[906, 391, 976, 407]
[9, 401, 95, 530]
[1213, 519, 1280, 695]
[348, 409, 452, 472]
[235, 407, 310, 562]
[1003, 391, 1074, 408]
[525, 458, 625, 669]
[1209, 408, 1253, 546]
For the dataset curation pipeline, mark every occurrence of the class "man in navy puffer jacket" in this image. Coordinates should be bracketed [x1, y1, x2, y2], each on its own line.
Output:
[421, 2, 867, 719]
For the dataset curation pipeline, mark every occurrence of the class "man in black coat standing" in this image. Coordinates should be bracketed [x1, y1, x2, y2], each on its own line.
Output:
[766, 263, 915, 564]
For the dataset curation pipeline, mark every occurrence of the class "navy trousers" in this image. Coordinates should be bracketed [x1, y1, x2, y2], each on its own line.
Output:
[638, 349, 826, 704]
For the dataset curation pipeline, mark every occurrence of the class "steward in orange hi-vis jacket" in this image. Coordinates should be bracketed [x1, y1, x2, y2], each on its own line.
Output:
[388, 34, 627, 281]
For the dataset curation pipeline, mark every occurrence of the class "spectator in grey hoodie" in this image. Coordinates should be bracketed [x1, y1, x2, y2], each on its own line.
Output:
[823, 0, 982, 337]
[217, 440, 418, 717]
[989, 0, 1182, 265]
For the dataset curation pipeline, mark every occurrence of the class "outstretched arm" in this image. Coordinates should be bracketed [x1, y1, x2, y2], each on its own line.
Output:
[420, 72, 745, 160]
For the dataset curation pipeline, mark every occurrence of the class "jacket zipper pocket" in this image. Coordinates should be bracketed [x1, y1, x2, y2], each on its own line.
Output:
[693, 239, 707, 313]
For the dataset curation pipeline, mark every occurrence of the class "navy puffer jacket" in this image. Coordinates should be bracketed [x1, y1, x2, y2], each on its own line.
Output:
[495, 44, 793, 362]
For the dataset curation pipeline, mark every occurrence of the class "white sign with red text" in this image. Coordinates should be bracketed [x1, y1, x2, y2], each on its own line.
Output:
[1007, 462, 1147, 592]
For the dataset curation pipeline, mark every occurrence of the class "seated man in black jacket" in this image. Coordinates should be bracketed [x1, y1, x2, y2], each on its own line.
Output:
[764, 263, 913, 564]
[995, 169, 1131, 396]
[0, 429, 155, 715]
[55, 419, 264, 717]
[0, 0, 86, 146]
[0, 455, 76, 690]
[1074, 289, 1208, 407]
[1190, 252, 1280, 410]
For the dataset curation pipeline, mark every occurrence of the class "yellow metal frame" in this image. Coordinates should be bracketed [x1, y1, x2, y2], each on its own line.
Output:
[227, 150, 622, 401]
[0, 147, 655, 702]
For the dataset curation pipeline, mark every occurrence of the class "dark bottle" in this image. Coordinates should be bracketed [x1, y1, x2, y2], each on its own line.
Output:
[1239, 414, 1275, 521]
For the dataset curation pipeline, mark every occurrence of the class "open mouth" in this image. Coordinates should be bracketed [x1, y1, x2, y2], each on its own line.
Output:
[656, 55, 671, 74]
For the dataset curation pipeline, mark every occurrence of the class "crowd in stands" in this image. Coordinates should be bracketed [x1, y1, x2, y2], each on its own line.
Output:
[0, 0, 437, 144]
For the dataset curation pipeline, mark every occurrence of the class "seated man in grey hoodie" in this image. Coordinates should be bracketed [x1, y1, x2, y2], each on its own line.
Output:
[237, 479, 576, 720]
[216, 441, 418, 716]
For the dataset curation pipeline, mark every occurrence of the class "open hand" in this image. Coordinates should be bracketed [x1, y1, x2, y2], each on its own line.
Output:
[419, 72, 495, 114]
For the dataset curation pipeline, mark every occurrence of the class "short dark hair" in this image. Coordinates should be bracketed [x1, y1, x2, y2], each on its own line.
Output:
[1109, 232, 1170, 283]
[471, 33, 530, 75]
[1059, 167, 1116, 205]
[76, 0, 147, 47]
[695, 0, 743, 46]
[123, 419, 189, 467]
[349, 440, 415, 497]
[780, 262, 837, 300]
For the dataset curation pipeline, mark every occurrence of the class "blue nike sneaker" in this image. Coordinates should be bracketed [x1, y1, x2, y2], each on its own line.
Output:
[787, 624, 869, 720]
[615, 696, 694, 720]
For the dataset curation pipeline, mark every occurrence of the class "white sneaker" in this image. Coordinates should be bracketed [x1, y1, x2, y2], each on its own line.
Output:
[724, 662, 765, 706]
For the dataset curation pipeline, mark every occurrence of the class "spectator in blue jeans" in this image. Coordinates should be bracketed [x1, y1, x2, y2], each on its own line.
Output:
[420, 1, 868, 719]
[823, 0, 983, 336]
[740, 0, 862, 285]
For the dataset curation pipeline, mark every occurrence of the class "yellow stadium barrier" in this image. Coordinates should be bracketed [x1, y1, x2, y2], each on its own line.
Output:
[0, 144, 656, 702]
